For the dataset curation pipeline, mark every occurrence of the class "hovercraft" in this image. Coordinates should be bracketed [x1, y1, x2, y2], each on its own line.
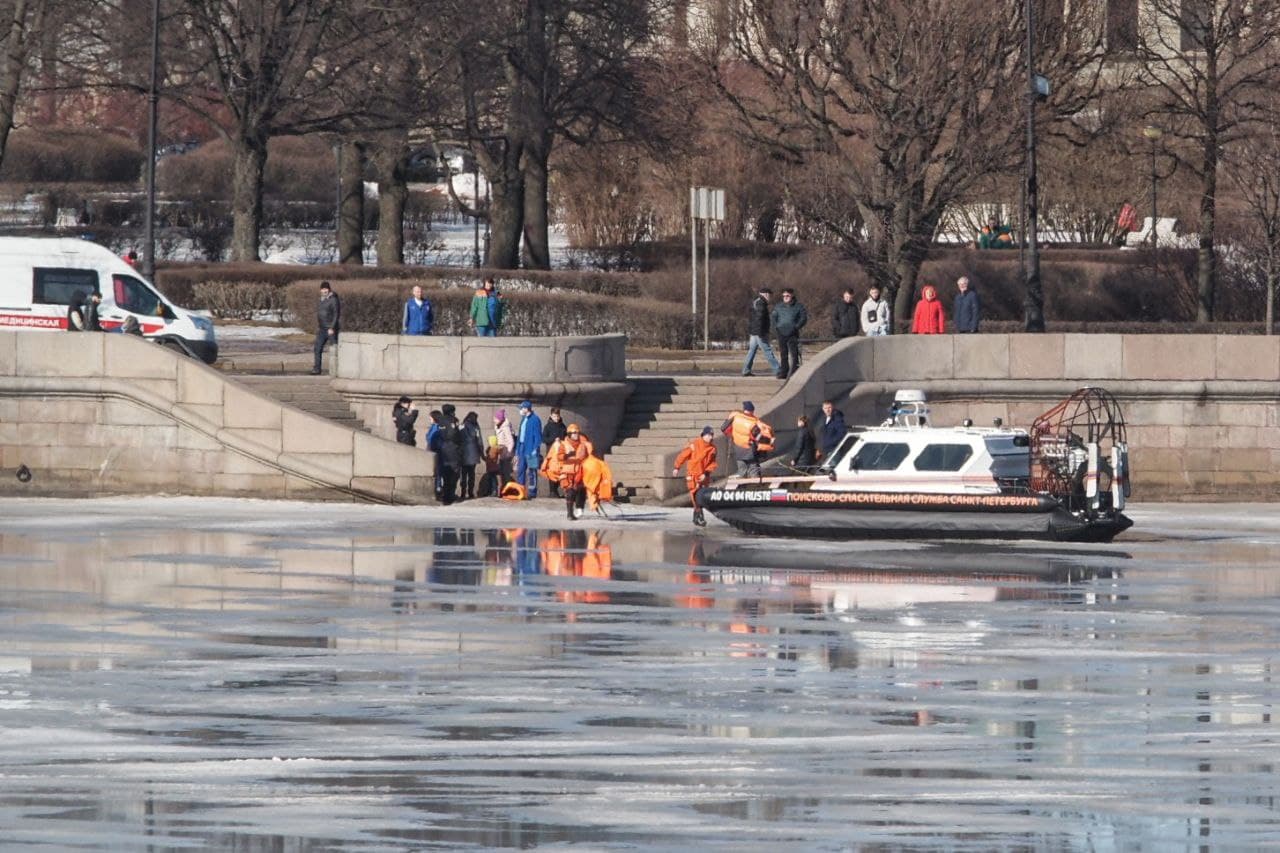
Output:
[699, 388, 1133, 542]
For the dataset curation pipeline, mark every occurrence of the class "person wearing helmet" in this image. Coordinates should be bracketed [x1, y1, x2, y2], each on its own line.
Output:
[720, 401, 775, 478]
[555, 423, 594, 520]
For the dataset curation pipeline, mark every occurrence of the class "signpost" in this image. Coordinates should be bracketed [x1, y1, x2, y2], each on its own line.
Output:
[690, 187, 725, 350]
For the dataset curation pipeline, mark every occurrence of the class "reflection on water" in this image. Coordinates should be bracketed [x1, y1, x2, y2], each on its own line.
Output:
[0, 501, 1278, 849]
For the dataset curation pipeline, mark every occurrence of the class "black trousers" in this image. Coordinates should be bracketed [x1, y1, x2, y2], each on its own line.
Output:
[439, 465, 459, 505]
[460, 465, 476, 499]
[776, 332, 800, 378]
[313, 329, 337, 372]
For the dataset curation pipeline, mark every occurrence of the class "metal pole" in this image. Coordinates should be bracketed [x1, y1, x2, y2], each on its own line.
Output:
[1023, 0, 1044, 332]
[473, 161, 480, 269]
[1149, 137, 1158, 249]
[690, 189, 697, 323]
[703, 216, 710, 350]
[483, 174, 490, 264]
[142, 0, 160, 280]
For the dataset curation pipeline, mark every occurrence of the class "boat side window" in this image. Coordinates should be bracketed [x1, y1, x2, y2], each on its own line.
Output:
[821, 434, 860, 470]
[914, 443, 974, 472]
[112, 274, 173, 319]
[33, 268, 99, 305]
[849, 441, 910, 471]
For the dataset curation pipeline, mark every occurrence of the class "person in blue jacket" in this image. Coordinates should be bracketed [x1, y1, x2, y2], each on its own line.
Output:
[402, 285, 433, 335]
[513, 400, 544, 498]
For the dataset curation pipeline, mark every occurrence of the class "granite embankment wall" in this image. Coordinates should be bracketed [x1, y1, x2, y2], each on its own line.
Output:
[655, 334, 1280, 502]
[0, 331, 433, 502]
[332, 333, 631, 448]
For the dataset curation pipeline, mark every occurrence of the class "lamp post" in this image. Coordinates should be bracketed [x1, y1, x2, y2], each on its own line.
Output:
[143, 0, 160, 280]
[1142, 125, 1163, 248]
[1023, 0, 1045, 332]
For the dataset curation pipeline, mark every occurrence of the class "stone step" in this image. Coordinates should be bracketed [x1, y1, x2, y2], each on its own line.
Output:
[231, 374, 370, 434]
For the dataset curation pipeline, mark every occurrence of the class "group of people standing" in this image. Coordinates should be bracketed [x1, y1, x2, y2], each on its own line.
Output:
[741, 277, 983, 377]
[311, 277, 508, 374]
[392, 397, 605, 520]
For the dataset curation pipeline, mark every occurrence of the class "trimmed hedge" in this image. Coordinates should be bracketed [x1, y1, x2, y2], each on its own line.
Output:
[0, 127, 144, 183]
[283, 279, 695, 348]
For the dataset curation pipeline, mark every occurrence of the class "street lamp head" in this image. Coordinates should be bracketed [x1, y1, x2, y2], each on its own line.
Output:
[1142, 125, 1163, 141]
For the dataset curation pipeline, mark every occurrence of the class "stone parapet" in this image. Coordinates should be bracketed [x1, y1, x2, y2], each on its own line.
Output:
[0, 331, 432, 502]
[334, 333, 631, 448]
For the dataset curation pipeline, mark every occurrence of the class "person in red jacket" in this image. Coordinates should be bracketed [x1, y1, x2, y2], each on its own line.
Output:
[911, 285, 946, 334]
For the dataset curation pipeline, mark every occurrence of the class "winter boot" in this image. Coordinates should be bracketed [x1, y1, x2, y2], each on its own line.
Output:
[693, 508, 706, 527]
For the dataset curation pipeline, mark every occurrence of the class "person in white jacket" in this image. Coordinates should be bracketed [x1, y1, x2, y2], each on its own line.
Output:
[860, 285, 891, 336]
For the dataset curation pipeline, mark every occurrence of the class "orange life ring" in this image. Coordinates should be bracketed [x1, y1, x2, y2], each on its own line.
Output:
[500, 482, 527, 501]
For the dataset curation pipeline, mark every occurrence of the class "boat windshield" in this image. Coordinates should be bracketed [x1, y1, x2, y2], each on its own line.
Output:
[819, 432, 861, 472]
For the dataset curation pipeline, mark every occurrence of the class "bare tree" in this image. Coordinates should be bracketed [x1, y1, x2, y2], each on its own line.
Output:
[706, 0, 1105, 321]
[1137, 0, 1280, 320]
[167, 0, 393, 261]
[0, 0, 47, 169]
[1227, 122, 1280, 332]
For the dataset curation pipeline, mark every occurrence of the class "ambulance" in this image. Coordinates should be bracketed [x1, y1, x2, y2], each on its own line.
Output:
[0, 237, 217, 363]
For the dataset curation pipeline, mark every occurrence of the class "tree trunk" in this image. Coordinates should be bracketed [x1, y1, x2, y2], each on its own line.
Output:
[369, 136, 407, 267]
[337, 140, 365, 265]
[521, 131, 551, 270]
[230, 131, 268, 262]
[486, 139, 525, 269]
[0, 0, 35, 171]
[1196, 139, 1218, 321]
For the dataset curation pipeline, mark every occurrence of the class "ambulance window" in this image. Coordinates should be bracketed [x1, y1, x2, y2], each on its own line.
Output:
[33, 268, 99, 304]
[850, 442, 910, 471]
[112, 275, 172, 318]
[914, 443, 973, 471]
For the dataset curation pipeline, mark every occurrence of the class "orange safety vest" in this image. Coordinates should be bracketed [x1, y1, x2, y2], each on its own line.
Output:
[556, 435, 593, 484]
[726, 412, 774, 453]
[674, 439, 718, 488]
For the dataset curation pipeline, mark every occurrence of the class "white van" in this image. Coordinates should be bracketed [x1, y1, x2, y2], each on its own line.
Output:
[0, 237, 217, 363]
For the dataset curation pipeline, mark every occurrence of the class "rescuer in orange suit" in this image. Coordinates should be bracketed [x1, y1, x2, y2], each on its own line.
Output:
[673, 425, 719, 527]
[550, 423, 593, 520]
[720, 401, 774, 478]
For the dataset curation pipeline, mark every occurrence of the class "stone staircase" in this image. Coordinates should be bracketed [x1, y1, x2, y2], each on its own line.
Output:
[605, 375, 780, 503]
[231, 374, 370, 433]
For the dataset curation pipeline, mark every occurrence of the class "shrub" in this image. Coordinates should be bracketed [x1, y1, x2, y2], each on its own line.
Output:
[0, 127, 143, 183]
[192, 280, 289, 321]
[157, 136, 335, 203]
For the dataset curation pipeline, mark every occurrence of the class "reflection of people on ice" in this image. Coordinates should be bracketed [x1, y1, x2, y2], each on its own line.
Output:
[540, 530, 613, 607]
[673, 426, 718, 527]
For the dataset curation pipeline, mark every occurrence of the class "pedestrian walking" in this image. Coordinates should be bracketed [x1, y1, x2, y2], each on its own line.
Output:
[720, 401, 775, 478]
[911, 285, 945, 334]
[771, 288, 808, 379]
[673, 426, 718, 527]
[741, 287, 780, 377]
[860, 285, 890, 336]
[542, 407, 567, 497]
[470, 277, 504, 337]
[312, 281, 340, 374]
[401, 284, 434, 335]
[832, 289, 860, 339]
[513, 400, 544, 499]
[392, 395, 418, 446]
[954, 276, 981, 333]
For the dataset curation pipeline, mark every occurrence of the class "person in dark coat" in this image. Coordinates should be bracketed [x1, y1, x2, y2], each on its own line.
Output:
[435, 404, 464, 504]
[770, 288, 808, 380]
[791, 414, 818, 471]
[542, 407, 568, 497]
[84, 290, 103, 331]
[741, 287, 780, 376]
[312, 281, 341, 374]
[953, 276, 981, 333]
[831, 289, 859, 338]
[818, 400, 847, 458]
[392, 396, 418, 446]
[66, 292, 87, 331]
[460, 411, 484, 500]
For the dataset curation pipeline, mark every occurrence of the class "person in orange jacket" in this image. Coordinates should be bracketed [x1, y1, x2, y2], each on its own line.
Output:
[550, 423, 593, 520]
[720, 401, 775, 477]
[911, 284, 946, 334]
[673, 426, 719, 527]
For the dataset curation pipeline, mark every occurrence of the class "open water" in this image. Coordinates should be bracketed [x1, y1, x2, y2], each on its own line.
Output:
[0, 498, 1277, 850]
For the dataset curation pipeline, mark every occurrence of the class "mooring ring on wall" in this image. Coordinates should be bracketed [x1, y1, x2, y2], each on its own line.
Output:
[15, 464, 31, 483]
